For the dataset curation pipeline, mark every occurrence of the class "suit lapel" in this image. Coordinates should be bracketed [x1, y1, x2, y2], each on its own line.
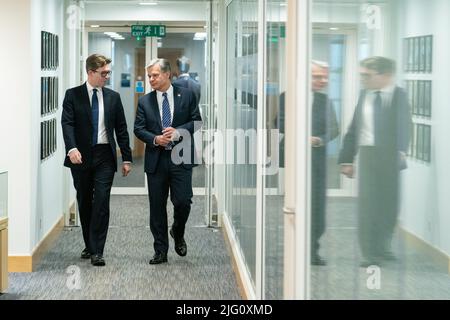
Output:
[150, 91, 163, 131]
[103, 88, 111, 130]
[80, 83, 92, 125]
[172, 86, 182, 126]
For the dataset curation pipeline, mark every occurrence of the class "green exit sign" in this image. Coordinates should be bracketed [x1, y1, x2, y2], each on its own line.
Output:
[131, 25, 166, 38]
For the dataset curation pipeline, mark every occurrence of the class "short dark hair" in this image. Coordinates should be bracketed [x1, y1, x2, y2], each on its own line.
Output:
[177, 56, 191, 73]
[360, 56, 396, 74]
[86, 54, 112, 73]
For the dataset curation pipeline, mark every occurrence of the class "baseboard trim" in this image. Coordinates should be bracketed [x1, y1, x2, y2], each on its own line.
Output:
[9, 216, 64, 272]
[220, 213, 254, 300]
[399, 226, 450, 274]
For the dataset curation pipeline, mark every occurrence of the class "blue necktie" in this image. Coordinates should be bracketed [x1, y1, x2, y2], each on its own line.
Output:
[92, 88, 99, 146]
[162, 92, 172, 149]
[162, 92, 172, 128]
[373, 91, 382, 145]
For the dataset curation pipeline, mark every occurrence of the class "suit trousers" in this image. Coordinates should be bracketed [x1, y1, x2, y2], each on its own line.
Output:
[358, 146, 399, 260]
[146, 150, 193, 254]
[71, 144, 115, 255]
[311, 147, 327, 255]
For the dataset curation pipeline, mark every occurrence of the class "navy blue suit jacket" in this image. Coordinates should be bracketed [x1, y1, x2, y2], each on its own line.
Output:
[134, 86, 202, 173]
[61, 83, 132, 171]
[338, 86, 411, 165]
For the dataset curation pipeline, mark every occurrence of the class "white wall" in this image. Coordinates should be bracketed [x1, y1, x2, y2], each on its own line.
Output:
[0, 0, 33, 255]
[31, 0, 66, 250]
[396, 0, 450, 254]
[0, 0, 69, 255]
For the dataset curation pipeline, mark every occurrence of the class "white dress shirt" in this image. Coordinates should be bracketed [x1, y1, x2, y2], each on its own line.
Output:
[359, 84, 395, 146]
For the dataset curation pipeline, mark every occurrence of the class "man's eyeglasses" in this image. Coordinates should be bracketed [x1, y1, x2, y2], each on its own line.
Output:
[92, 70, 112, 77]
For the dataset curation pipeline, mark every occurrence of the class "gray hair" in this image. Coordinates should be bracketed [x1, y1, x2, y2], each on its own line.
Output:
[146, 58, 171, 74]
[312, 60, 329, 69]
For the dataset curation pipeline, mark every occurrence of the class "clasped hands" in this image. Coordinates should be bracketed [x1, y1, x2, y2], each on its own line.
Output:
[155, 127, 178, 146]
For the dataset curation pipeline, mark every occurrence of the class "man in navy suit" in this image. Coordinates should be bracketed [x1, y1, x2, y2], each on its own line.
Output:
[338, 56, 411, 267]
[134, 58, 202, 264]
[61, 54, 132, 266]
[172, 56, 201, 105]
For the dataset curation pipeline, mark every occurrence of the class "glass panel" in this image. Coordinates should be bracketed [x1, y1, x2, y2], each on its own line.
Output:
[226, 0, 258, 284]
[309, 0, 449, 299]
[264, 0, 286, 300]
[88, 32, 146, 188]
[0, 172, 7, 218]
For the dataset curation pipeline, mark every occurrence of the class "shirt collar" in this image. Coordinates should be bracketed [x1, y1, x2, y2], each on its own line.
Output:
[157, 85, 173, 97]
[86, 81, 102, 93]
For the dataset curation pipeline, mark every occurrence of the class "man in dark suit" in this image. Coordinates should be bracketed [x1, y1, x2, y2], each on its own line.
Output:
[134, 58, 202, 264]
[338, 56, 411, 267]
[309, 61, 339, 266]
[172, 56, 201, 105]
[61, 54, 132, 266]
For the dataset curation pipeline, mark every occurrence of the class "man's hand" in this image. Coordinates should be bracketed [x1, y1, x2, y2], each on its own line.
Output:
[155, 134, 172, 146]
[162, 127, 177, 141]
[310, 136, 322, 147]
[68, 149, 82, 164]
[122, 163, 131, 177]
[340, 164, 354, 178]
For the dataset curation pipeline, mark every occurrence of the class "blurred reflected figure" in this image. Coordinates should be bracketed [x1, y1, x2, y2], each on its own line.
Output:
[173, 56, 201, 105]
[278, 62, 339, 266]
[310, 61, 339, 265]
[338, 56, 411, 267]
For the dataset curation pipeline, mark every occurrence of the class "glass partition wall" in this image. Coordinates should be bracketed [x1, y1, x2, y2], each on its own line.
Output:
[225, 0, 286, 299]
[308, 0, 450, 299]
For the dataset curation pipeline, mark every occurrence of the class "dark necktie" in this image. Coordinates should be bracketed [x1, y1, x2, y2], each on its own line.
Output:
[92, 88, 99, 146]
[162, 92, 172, 128]
[373, 91, 382, 145]
[162, 92, 172, 149]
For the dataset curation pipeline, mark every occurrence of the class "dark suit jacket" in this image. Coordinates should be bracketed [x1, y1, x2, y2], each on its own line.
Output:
[61, 83, 132, 171]
[173, 75, 201, 105]
[338, 86, 411, 165]
[134, 86, 202, 173]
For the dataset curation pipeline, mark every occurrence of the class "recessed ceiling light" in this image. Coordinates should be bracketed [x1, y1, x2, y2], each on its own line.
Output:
[90, 25, 100, 28]
[139, 1, 157, 5]
[329, 27, 339, 31]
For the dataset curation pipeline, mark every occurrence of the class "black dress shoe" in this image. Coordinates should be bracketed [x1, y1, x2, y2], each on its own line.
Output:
[91, 254, 106, 266]
[149, 252, 168, 264]
[170, 228, 187, 257]
[81, 248, 91, 259]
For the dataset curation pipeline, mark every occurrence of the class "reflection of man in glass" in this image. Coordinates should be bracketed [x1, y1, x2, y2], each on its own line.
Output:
[338, 56, 411, 267]
[310, 61, 339, 266]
